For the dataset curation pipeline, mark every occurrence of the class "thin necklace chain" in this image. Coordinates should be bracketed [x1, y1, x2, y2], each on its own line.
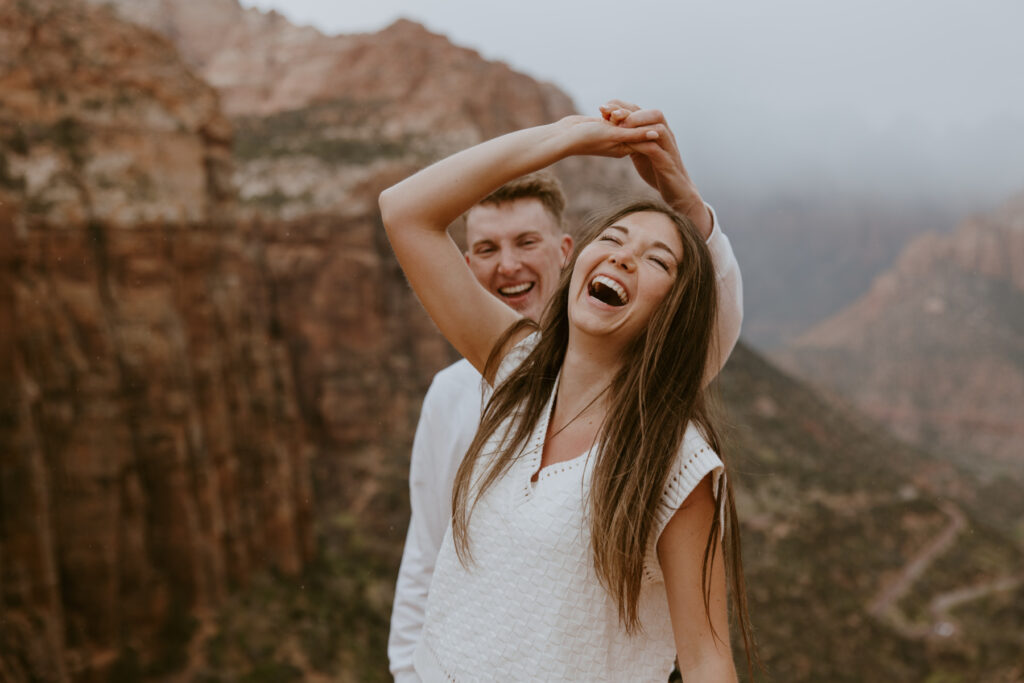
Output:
[548, 384, 610, 442]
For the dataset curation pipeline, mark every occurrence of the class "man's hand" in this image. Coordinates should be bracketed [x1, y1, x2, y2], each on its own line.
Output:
[599, 100, 712, 239]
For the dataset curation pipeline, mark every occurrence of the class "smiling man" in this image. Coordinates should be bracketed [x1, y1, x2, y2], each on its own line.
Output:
[388, 104, 743, 683]
[388, 173, 575, 683]
[463, 173, 574, 320]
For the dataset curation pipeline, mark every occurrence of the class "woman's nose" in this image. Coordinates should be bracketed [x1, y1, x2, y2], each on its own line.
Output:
[609, 252, 636, 272]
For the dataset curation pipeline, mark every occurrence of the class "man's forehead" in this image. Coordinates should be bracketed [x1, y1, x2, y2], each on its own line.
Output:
[466, 197, 560, 243]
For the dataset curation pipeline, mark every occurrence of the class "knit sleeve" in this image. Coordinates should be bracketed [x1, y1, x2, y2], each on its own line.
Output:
[642, 424, 726, 584]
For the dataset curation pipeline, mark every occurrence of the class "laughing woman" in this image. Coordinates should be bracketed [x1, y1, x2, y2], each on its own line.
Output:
[379, 105, 755, 682]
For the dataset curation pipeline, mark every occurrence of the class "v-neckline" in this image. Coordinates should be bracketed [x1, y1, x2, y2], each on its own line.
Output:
[524, 372, 599, 485]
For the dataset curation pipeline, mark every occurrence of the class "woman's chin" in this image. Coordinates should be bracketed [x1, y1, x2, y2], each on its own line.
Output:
[569, 312, 640, 349]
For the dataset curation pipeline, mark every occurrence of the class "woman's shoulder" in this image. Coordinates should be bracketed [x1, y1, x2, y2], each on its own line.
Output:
[681, 422, 714, 452]
[653, 423, 724, 534]
[643, 422, 726, 582]
[665, 423, 723, 498]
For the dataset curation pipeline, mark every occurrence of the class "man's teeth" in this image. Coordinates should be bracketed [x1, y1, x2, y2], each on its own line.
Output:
[499, 282, 534, 296]
[591, 275, 628, 305]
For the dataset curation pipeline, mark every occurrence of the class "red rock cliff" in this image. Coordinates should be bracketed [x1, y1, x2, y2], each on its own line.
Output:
[0, 0, 312, 679]
[782, 192, 1024, 470]
[83, 0, 640, 222]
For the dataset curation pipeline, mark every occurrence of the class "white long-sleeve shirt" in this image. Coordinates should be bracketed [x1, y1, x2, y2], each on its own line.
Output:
[388, 214, 743, 682]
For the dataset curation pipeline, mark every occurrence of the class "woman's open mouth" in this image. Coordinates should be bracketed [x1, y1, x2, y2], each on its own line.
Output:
[588, 275, 628, 306]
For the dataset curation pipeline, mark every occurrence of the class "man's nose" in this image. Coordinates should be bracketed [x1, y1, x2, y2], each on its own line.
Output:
[497, 249, 521, 275]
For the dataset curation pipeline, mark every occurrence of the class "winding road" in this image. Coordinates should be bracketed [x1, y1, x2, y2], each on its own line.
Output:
[867, 500, 1023, 639]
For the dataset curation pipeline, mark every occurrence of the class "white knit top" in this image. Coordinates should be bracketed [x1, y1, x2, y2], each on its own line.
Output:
[414, 334, 725, 682]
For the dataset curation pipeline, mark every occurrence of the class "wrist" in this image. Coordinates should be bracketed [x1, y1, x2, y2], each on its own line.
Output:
[547, 116, 592, 160]
[510, 121, 574, 171]
[671, 194, 713, 239]
[669, 192, 704, 219]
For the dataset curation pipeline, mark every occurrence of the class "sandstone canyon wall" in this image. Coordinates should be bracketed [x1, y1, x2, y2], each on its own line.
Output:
[82, 0, 642, 223]
[79, 0, 643, 558]
[782, 192, 1024, 472]
[5, 1, 1022, 680]
[2, 0, 637, 678]
[0, 1, 312, 679]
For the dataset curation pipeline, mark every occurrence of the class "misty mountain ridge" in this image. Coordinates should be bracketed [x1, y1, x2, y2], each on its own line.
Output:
[2, 0, 1022, 680]
[780, 190, 1024, 477]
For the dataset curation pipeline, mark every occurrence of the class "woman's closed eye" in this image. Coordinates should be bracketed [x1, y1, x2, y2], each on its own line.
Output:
[598, 234, 622, 245]
[649, 256, 670, 272]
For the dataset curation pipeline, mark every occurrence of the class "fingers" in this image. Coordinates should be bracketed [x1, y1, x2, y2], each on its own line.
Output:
[605, 98, 639, 111]
[599, 102, 675, 146]
[620, 108, 666, 128]
[627, 121, 679, 159]
[599, 99, 639, 123]
[560, 115, 660, 158]
[625, 140, 676, 168]
[594, 102, 701, 210]
[619, 125, 661, 143]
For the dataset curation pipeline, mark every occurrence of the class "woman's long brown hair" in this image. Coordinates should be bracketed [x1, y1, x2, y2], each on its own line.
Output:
[450, 199, 757, 673]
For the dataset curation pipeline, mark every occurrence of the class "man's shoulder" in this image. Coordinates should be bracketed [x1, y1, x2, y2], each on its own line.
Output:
[430, 358, 482, 394]
[416, 359, 483, 442]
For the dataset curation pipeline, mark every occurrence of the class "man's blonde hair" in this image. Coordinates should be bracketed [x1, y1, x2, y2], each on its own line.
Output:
[476, 171, 566, 227]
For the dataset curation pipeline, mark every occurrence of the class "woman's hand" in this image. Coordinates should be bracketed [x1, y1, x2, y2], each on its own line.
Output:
[554, 114, 662, 159]
[599, 101, 712, 238]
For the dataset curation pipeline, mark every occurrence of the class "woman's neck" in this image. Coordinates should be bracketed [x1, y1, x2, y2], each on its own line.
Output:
[558, 332, 624, 412]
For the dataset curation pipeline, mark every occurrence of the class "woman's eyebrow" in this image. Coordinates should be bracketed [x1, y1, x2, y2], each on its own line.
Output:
[651, 241, 680, 260]
[607, 224, 679, 261]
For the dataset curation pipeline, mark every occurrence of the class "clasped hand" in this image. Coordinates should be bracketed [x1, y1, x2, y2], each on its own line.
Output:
[599, 100, 707, 228]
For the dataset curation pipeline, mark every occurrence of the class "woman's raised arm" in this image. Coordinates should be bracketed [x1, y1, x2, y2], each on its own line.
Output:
[378, 116, 659, 376]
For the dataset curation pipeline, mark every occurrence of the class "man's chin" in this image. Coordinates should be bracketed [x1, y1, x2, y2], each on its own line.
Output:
[501, 294, 539, 319]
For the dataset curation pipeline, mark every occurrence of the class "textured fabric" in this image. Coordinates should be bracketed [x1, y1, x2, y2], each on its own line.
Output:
[389, 210, 741, 681]
[413, 334, 725, 682]
[389, 360, 482, 682]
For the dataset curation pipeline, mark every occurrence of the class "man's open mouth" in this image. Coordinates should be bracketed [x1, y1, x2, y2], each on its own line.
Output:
[588, 275, 628, 306]
[499, 282, 534, 297]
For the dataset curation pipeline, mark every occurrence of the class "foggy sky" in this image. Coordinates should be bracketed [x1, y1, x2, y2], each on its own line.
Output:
[240, 0, 1024, 206]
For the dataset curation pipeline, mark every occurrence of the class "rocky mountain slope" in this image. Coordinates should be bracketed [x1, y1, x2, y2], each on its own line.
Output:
[82, 0, 639, 223]
[0, 0, 314, 679]
[1, 0, 626, 679]
[4, 0, 1021, 681]
[781, 192, 1024, 474]
[715, 192, 961, 347]
[182, 342, 1024, 682]
[719, 344, 1023, 682]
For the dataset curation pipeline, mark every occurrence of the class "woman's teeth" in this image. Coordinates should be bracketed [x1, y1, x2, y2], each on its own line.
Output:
[589, 275, 628, 306]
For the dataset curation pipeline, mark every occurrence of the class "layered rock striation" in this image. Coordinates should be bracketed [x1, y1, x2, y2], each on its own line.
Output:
[0, 0, 312, 679]
[84, 0, 640, 222]
[4, 1, 1022, 680]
